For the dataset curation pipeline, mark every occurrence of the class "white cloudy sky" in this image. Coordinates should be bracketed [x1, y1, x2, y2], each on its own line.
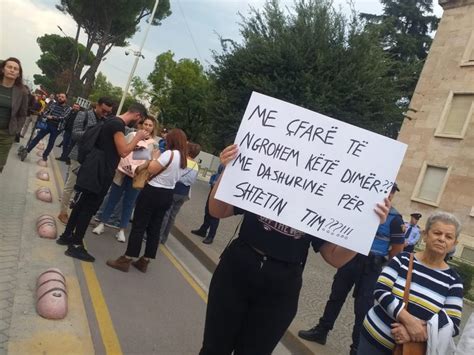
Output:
[0, 0, 443, 90]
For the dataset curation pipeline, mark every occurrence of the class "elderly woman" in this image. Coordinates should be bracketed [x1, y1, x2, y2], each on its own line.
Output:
[358, 211, 463, 354]
[0, 57, 28, 173]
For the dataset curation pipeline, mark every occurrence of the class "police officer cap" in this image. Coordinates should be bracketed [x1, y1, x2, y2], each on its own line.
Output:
[410, 213, 422, 220]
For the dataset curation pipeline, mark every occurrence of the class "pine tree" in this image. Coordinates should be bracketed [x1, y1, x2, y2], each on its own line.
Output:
[361, 0, 439, 102]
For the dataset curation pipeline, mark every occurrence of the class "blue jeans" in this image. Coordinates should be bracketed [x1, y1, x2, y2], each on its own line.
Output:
[99, 176, 140, 229]
[27, 123, 59, 159]
[160, 193, 188, 243]
[96, 191, 122, 227]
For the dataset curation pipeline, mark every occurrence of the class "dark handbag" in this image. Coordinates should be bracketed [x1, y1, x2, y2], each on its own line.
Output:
[132, 151, 174, 190]
[393, 253, 427, 355]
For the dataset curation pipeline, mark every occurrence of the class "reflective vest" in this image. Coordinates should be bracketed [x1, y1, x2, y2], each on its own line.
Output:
[370, 207, 401, 256]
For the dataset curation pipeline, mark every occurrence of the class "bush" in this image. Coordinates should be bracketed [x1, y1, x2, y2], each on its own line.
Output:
[448, 260, 474, 299]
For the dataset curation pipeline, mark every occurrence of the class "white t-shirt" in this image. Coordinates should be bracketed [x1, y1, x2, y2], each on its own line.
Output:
[148, 150, 183, 189]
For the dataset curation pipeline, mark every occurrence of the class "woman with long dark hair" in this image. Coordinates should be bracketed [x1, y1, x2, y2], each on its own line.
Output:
[0, 57, 28, 172]
[107, 128, 188, 273]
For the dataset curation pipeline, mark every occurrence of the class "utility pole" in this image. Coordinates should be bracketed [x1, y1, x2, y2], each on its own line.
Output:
[117, 0, 160, 115]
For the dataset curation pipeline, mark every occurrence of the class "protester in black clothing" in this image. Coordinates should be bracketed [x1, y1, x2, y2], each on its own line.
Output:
[191, 164, 224, 244]
[199, 144, 391, 355]
[56, 102, 81, 164]
[56, 103, 148, 262]
[19, 92, 71, 161]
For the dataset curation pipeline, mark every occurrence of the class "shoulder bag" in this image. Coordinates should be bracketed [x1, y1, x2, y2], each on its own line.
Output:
[393, 253, 427, 355]
[133, 151, 174, 190]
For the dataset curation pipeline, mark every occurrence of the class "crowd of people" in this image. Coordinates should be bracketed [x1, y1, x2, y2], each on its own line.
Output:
[0, 56, 469, 355]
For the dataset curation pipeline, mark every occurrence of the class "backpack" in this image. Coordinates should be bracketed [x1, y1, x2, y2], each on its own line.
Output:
[77, 120, 105, 164]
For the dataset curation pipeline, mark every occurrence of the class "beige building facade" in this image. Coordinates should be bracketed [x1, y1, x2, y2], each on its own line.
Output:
[396, 0, 474, 261]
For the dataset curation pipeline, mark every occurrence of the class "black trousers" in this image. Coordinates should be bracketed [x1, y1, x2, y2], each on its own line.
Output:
[125, 184, 173, 259]
[318, 254, 384, 354]
[200, 239, 303, 355]
[64, 190, 105, 244]
[199, 188, 220, 239]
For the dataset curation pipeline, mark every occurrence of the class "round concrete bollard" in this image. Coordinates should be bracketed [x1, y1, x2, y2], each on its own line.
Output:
[36, 268, 67, 320]
[37, 159, 48, 167]
[36, 170, 50, 181]
[36, 150, 44, 157]
[36, 187, 53, 203]
[36, 215, 57, 239]
[37, 142, 45, 150]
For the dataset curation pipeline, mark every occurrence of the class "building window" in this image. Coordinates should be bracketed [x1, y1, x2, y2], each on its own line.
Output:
[461, 30, 474, 67]
[412, 162, 451, 207]
[435, 92, 473, 139]
[461, 247, 474, 263]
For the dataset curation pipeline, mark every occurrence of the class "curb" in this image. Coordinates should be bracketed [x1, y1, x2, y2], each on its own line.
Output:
[171, 221, 335, 355]
[6, 145, 94, 354]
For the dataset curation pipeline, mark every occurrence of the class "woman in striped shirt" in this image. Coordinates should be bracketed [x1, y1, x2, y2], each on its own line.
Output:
[359, 211, 463, 354]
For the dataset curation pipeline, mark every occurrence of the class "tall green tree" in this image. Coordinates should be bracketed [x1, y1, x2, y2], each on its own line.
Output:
[33, 34, 95, 94]
[208, 0, 403, 150]
[148, 51, 212, 146]
[56, 0, 171, 98]
[361, 0, 439, 103]
[89, 72, 135, 110]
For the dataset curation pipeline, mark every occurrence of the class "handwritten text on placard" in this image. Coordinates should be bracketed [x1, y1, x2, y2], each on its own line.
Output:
[215, 92, 407, 255]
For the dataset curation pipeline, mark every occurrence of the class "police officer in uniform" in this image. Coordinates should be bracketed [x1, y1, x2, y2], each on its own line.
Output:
[403, 212, 422, 252]
[298, 183, 405, 355]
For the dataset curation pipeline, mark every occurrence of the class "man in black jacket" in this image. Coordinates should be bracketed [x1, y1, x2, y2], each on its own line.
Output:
[56, 103, 148, 262]
[57, 97, 113, 225]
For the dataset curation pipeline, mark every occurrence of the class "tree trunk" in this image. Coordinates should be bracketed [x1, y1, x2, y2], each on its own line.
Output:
[82, 43, 107, 98]
[69, 35, 94, 99]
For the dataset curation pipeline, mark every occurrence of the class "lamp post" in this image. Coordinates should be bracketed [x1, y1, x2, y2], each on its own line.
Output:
[57, 25, 80, 95]
[116, 0, 160, 115]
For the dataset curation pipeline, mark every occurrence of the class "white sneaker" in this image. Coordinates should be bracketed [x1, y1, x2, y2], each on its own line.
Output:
[92, 223, 105, 235]
[116, 230, 126, 243]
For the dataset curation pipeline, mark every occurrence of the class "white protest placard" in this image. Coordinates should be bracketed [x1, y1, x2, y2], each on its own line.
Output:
[215, 92, 407, 255]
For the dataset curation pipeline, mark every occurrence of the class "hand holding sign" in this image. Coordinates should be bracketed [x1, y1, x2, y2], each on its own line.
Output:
[220, 144, 239, 166]
[215, 92, 407, 255]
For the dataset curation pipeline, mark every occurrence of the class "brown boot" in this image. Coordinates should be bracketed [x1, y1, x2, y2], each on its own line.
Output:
[106, 256, 132, 272]
[132, 256, 150, 273]
[57, 212, 69, 225]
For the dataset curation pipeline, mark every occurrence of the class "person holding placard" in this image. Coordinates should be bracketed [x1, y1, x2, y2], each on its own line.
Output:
[198, 144, 392, 355]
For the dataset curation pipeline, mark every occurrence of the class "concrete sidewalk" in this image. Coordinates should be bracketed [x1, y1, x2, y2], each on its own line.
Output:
[0, 141, 93, 355]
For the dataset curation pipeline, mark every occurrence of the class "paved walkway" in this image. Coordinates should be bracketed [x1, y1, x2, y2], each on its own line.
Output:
[0, 147, 28, 355]
[0, 141, 93, 354]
